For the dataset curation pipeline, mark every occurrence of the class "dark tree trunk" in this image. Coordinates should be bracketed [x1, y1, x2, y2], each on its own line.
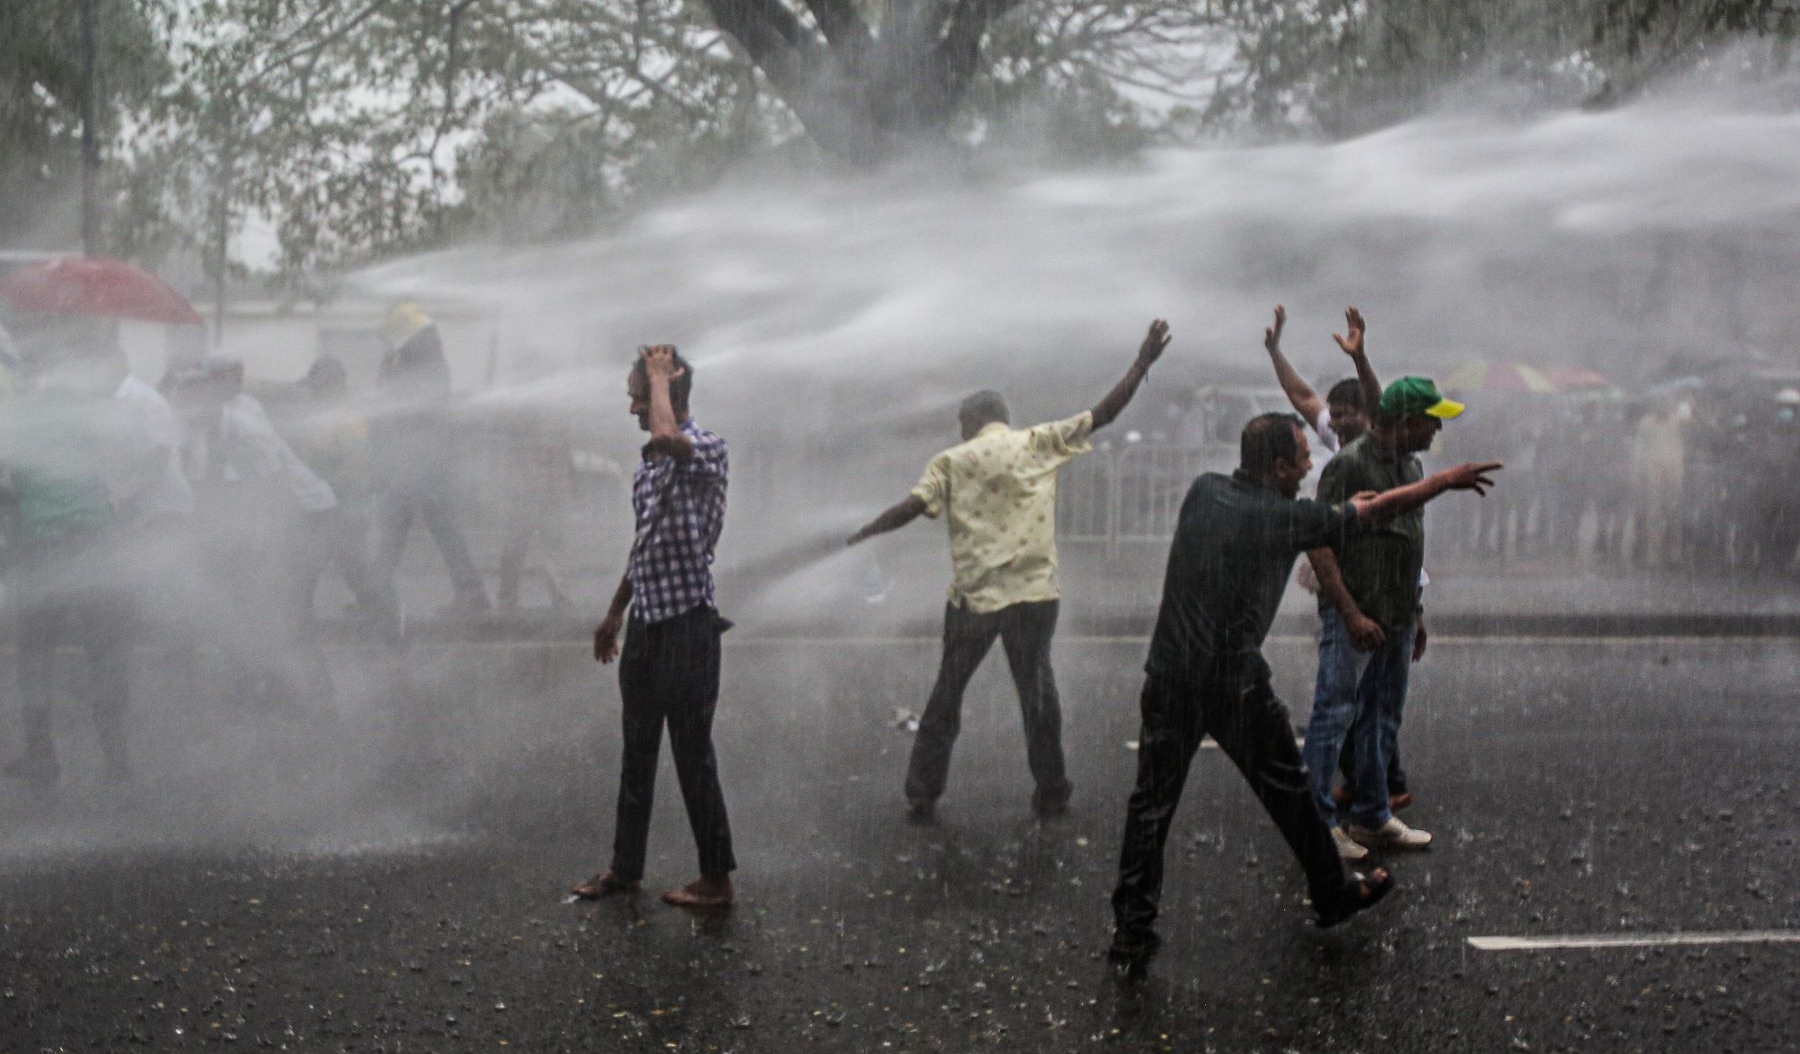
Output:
[701, 0, 1026, 164]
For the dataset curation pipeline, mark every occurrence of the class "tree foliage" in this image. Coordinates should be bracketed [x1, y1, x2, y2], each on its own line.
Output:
[4, 0, 1790, 295]
[0, 0, 170, 249]
[1199, 0, 1800, 136]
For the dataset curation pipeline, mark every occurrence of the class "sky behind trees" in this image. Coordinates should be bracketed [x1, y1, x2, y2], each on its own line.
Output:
[2, 0, 1793, 298]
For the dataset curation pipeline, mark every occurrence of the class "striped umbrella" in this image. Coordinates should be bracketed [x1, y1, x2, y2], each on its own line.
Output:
[1545, 366, 1613, 391]
[1443, 360, 1558, 394]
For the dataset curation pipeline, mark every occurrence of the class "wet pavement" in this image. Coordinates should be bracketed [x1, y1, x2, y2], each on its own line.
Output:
[2, 634, 1797, 1052]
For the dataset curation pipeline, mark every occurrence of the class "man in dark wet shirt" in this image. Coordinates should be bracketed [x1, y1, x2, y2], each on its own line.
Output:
[1108, 412, 1499, 966]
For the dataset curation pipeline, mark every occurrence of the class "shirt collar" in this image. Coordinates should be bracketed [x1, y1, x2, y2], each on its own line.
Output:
[1231, 468, 1287, 496]
[974, 421, 1010, 440]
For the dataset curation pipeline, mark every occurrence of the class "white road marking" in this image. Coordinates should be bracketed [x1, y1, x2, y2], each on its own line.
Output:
[1469, 931, 1800, 952]
[1199, 737, 1303, 751]
[719, 635, 1794, 647]
[120, 633, 1790, 654]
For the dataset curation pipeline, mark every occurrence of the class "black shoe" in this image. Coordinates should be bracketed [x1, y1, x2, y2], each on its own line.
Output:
[1107, 929, 1162, 968]
[906, 796, 936, 822]
[1032, 786, 1072, 818]
[1314, 868, 1394, 929]
[3, 755, 60, 787]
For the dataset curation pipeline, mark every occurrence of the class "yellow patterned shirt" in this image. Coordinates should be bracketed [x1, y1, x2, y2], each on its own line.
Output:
[910, 412, 1095, 614]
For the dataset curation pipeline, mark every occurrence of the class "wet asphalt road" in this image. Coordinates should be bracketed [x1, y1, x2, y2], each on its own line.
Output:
[1, 634, 1797, 1053]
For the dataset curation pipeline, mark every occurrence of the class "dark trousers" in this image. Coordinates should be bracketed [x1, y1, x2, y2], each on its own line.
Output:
[610, 606, 736, 881]
[376, 489, 487, 606]
[1111, 673, 1348, 940]
[300, 511, 401, 645]
[904, 598, 1070, 804]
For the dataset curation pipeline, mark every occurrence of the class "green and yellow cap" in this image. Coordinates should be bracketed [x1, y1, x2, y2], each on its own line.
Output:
[1380, 376, 1464, 421]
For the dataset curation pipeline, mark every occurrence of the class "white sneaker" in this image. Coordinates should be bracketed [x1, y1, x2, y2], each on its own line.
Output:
[1347, 816, 1432, 850]
[1331, 825, 1370, 861]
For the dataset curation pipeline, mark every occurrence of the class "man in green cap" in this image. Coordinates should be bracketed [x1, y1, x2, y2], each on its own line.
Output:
[1301, 376, 1465, 857]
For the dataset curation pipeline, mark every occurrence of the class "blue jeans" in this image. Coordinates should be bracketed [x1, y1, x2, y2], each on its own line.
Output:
[1302, 608, 1416, 829]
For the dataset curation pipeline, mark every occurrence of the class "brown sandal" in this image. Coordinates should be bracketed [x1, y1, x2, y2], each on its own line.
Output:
[659, 877, 734, 909]
[570, 871, 638, 899]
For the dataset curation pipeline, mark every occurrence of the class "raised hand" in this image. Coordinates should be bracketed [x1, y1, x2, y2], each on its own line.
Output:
[1333, 306, 1365, 358]
[1264, 304, 1286, 354]
[1138, 319, 1172, 368]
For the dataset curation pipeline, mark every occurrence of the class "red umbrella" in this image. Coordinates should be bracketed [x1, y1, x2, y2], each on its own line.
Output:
[0, 256, 203, 326]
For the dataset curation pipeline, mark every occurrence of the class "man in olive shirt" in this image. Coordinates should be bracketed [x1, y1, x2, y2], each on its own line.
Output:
[1302, 377, 1465, 856]
[1109, 413, 1498, 966]
[849, 320, 1171, 820]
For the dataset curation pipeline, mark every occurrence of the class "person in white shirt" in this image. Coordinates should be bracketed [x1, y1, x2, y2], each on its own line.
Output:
[1263, 305, 1381, 463]
[1262, 307, 1425, 824]
[113, 358, 205, 719]
[181, 357, 342, 707]
[114, 371, 195, 523]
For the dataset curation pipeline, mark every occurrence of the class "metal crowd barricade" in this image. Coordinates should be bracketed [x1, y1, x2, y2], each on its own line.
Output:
[1115, 445, 1221, 548]
[1055, 448, 1115, 547]
[1057, 444, 1230, 555]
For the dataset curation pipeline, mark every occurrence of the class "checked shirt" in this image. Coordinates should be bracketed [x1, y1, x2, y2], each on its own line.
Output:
[627, 419, 728, 624]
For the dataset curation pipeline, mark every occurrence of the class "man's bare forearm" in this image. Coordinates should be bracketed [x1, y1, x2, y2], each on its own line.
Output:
[606, 573, 633, 618]
[1090, 359, 1151, 431]
[646, 373, 693, 461]
[1349, 349, 1382, 419]
[1351, 461, 1500, 525]
[1091, 320, 1170, 430]
[1306, 547, 1362, 619]
[849, 495, 927, 544]
[1267, 342, 1323, 427]
[1354, 474, 1449, 524]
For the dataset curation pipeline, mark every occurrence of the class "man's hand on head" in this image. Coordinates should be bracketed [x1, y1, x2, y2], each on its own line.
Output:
[642, 344, 685, 383]
[1333, 307, 1365, 358]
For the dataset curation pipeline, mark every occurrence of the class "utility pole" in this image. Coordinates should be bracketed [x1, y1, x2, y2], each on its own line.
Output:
[79, 0, 101, 256]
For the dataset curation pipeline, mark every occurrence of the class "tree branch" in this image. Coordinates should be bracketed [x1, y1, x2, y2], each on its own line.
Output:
[922, 0, 1028, 120]
[800, 0, 872, 56]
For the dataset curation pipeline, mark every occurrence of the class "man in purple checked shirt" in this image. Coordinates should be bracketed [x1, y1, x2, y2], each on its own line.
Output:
[573, 343, 736, 910]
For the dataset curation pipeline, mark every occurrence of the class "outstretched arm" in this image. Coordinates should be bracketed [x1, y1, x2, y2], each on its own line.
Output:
[1351, 461, 1503, 524]
[848, 494, 928, 546]
[1333, 306, 1382, 416]
[1263, 305, 1324, 428]
[1090, 319, 1171, 431]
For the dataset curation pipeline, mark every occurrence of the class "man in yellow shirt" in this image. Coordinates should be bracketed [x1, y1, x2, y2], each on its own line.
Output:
[849, 320, 1171, 819]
